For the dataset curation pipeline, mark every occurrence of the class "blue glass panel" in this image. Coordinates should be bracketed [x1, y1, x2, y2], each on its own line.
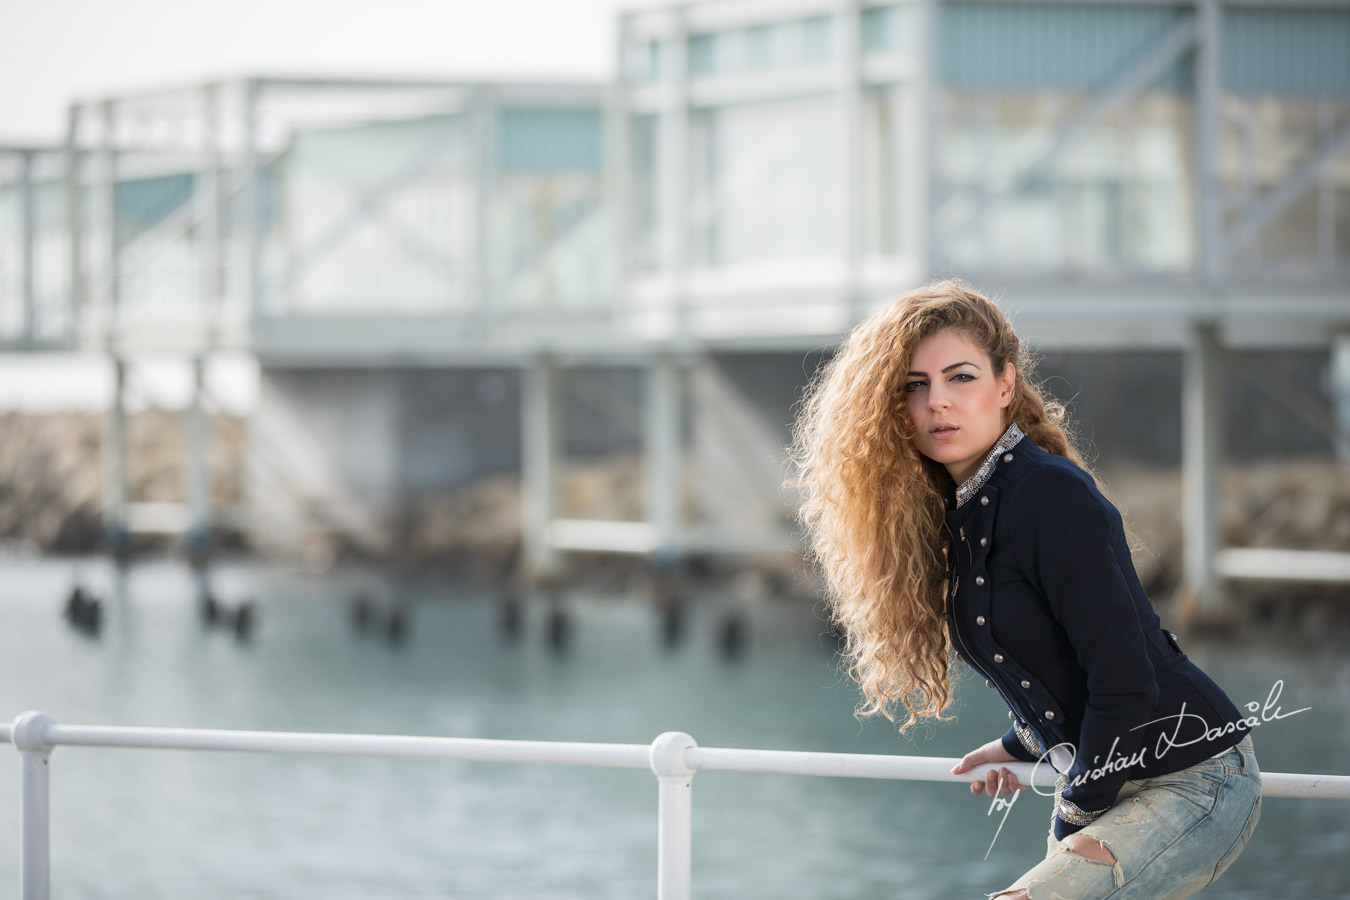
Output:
[940, 3, 1192, 93]
[802, 15, 834, 63]
[862, 5, 904, 55]
[690, 33, 719, 77]
[1224, 8, 1350, 96]
[497, 109, 604, 174]
[114, 173, 194, 228]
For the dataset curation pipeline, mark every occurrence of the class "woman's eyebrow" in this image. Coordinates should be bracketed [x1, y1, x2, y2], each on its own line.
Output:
[906, 361, 981, 376]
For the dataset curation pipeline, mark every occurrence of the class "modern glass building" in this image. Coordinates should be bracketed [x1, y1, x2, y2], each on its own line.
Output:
[0, 0, 1347, 606]
[615, 0, 1349, 343]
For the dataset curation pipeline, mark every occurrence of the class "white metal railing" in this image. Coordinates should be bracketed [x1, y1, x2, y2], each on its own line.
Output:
[5, 712, 1350, 900]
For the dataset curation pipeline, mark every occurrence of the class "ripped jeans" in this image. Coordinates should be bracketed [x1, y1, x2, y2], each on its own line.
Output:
[993, 734, 1261, 899]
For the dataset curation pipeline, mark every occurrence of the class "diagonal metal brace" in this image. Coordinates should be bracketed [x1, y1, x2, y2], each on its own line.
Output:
[1226, 119, 1350, 253]
[940, 14, 1199, 240]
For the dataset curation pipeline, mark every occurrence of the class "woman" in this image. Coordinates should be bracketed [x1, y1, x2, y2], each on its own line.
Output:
[790, 281, 1261, 898]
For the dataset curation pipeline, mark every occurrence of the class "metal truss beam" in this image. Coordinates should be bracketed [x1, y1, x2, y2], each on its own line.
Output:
[281, 112, 465, 291]
[939, 14, 1199, 242]
[1226, 119, 1350, 254]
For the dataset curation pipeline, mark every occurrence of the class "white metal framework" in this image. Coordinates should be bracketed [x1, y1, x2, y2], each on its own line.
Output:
[0, 1, 1347, 599]
[5, 711, 1350, 900]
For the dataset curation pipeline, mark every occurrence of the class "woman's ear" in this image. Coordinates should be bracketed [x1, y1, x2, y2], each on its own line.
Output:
[999, 364, 1016, 408]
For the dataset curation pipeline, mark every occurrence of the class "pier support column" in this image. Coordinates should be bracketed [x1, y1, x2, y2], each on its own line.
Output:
[1333, 332, 1350, 464]
[104, 356, 129, 558]
[1182, 325, 1224, 619]
[645, 351, 683, 561]
[184, 356, 211, 564]
[522, 352, 562, 579]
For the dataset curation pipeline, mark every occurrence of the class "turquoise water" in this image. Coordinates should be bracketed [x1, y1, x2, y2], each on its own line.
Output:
[0, 557, 1347, 899]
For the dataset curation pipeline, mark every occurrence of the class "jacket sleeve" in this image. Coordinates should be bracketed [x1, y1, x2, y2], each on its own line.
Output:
[1001, 724, 1039, 763]
[1013, 465, 1161, 840]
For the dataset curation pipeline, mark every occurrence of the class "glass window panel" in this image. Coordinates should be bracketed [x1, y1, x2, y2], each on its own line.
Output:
[862, 6, 905, 56]
[690, 96, 842, 266]
[862, 86, 906, 256]
[1223, 96, 1347, 270]
[281, 115, 473, 313]
[625, 40, 664, 85]
[801, 15, 834, 64]
[490, 174, 609, 310]
[689, 34, 719, 79]
[628, 114, 662, 274]
[744, 24, 776, 71]
[938, 89, 1191, 272]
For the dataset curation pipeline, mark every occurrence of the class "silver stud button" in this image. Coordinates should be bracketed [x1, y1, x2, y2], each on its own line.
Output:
[975, 575, 985, 586]
[985, 679, 994, 689]
[1044, 710, 1056, 721]
[993, 653, 1004, 663]
[980, 496, 990, 506]
[980, 537, 988, 547]
[1003, 453, 1014, 463]
[1021, 680, 1031, 689]
[1009, 711, 1016, 721]
[975, 615, 985, 626]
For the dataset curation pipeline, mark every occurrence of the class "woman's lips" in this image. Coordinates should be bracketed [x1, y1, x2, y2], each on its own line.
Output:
[931, 426, 959, 440]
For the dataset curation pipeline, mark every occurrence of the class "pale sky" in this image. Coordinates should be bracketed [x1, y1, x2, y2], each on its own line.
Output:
[1, 0, 661, 145]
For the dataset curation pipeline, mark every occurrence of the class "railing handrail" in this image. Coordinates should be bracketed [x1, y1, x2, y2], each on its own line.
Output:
[5, 716, 1349, 797]
[6, 712, 1350, 900]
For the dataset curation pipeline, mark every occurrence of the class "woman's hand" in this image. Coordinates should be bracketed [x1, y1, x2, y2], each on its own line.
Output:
[951, 737, 1028, 798]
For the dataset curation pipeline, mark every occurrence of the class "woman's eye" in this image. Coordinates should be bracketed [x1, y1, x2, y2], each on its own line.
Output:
[951, 373, 975, 383]
[903, 380, 927, 393]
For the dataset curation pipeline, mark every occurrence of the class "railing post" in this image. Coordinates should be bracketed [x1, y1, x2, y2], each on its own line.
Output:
[649, 731, 696, 900]
[12, 712, 55, 900]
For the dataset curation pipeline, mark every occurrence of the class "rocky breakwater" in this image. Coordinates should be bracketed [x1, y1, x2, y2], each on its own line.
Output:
[0, 410, 247, 554]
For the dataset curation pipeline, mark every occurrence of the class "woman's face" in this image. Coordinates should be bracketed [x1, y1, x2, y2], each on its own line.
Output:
[903, 327, 1016, 485]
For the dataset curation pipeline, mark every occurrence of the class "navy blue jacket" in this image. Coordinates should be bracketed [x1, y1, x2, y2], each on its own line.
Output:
[943, 433, 1248, 839]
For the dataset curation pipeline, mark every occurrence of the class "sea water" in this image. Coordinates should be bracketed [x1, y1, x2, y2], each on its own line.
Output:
[0, 557, 1346, 899]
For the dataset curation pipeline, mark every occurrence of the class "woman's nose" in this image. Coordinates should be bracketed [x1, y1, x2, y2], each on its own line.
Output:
[928, 384, 951, 410]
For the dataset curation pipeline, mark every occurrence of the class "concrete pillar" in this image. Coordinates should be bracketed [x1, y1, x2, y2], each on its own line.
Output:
[105, 356, 128, 553]
[645, 351, 683, 560]
[185, 357, 210, 561]
[1333, 332, 1350, 463]
[522, 352, 562, 577]
[1182, 325, 1224, 617]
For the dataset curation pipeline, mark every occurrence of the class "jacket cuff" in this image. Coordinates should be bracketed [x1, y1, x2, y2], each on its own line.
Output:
[1052, 814, 1086, 841]
[1001, 725, 1039, 763]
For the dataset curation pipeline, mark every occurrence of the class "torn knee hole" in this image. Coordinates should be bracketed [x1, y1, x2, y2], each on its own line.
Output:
[1065, 834, 1116, 865]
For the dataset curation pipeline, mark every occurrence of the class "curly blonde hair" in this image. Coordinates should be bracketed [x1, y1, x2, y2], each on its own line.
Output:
[789, 280, 1094, 732]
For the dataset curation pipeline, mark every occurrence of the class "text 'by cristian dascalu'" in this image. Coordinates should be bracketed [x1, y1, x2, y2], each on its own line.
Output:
[979, 679, 1309, 860]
